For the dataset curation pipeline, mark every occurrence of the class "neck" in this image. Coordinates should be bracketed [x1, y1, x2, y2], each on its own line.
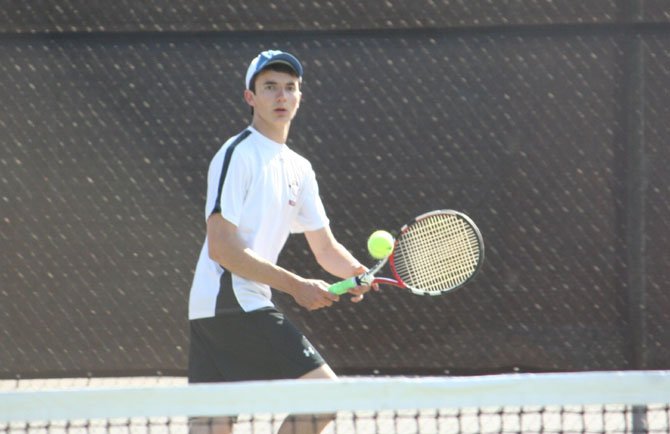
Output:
[251, 118, 291, 144]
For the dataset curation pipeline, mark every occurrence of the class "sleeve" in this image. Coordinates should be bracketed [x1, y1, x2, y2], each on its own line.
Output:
[290, 168, 330, 233]
[205, 145, 249, 226]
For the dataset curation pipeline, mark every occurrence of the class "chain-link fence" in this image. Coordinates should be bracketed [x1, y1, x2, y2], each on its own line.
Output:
[1, 1, 669, 378]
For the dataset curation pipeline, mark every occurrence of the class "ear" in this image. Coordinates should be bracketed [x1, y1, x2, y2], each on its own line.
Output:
[243, 89, 255, 107]
[296, 92, 302, 109]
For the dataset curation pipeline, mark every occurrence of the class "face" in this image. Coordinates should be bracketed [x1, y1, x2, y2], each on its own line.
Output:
[245, 69, 302, 128]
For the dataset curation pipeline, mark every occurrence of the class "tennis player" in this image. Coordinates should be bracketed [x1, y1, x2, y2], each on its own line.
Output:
[188, 49, 374, 434]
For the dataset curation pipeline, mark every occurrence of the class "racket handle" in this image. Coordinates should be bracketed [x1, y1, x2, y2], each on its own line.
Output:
[328, 277, 358, 295]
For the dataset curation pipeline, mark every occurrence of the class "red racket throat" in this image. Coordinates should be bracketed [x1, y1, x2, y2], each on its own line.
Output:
[367, 252, 402, 288]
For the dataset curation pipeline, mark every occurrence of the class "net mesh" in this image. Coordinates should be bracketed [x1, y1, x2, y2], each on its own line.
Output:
[394, 211, 483, 294]
[2, 371, 669, 434]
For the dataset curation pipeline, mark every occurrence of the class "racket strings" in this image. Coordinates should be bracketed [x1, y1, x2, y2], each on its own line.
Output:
[394, 213, 481, 293]
[398, 222, 477, 290]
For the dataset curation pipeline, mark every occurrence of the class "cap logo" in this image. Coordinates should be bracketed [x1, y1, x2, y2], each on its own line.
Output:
[256, 50, 282, 70]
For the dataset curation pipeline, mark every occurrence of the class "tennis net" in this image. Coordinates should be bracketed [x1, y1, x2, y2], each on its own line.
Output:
[2, 371, 669, 434]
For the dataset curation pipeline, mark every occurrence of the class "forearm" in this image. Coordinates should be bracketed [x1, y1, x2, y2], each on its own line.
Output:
[304, 226, 375, 303]
[207, 214, 303, 296]
[305, 227, 365, 279]
[211, 243, 303, 295]
[316, 242, 365, 278]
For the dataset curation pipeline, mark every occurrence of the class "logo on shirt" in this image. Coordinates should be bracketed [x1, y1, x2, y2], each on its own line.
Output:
[288, 181, 300, 206]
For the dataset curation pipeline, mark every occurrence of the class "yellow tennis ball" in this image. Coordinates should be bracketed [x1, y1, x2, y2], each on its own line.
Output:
[367, 230, 395, 259]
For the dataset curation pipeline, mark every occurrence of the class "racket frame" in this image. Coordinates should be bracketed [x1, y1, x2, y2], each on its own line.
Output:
[388, 209, 485, 295]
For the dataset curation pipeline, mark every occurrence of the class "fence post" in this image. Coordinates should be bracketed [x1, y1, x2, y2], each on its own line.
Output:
[623, 0, 647, 374]
[622, 0, 647, 432]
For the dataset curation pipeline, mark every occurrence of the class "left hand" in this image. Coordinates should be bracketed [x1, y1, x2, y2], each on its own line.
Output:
[347, 264, 380, 302]
[347, 281, 380, 303]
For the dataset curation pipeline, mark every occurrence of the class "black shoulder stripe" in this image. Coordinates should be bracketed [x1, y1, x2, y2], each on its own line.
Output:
[211, 129, 252, 215]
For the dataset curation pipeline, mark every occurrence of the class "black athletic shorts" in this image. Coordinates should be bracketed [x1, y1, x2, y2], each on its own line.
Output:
[188, 307, 326, 383]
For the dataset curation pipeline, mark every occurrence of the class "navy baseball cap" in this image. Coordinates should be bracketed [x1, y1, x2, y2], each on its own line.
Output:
[245, 50, 303, 89]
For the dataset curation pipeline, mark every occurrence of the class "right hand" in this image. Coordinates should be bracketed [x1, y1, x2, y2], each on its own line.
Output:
[292, 279, 340, 310]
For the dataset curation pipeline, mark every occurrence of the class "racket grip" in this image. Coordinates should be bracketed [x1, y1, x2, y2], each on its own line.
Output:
[328, 277, 358, 295]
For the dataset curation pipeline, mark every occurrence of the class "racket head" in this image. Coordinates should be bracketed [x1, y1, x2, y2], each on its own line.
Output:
[388, 209, 484, 295]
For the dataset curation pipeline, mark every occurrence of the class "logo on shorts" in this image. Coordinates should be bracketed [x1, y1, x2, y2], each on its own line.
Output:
[303, 346, 316, 357]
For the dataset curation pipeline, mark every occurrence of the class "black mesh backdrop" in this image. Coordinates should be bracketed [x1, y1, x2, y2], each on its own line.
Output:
[0, 1, 637, 33]
[1, 2, 669, 378]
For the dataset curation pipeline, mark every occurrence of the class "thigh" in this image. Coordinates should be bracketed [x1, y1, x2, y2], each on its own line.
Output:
[253, 309, 327, 378]
[189, 417, 234, 434]
[299, 364, 337, 380]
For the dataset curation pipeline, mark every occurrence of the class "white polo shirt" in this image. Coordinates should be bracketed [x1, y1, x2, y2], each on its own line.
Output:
[188, 127, 329, 319]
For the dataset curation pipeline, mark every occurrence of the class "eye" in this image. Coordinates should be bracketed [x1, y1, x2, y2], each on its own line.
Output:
[264, 84, 277, 91]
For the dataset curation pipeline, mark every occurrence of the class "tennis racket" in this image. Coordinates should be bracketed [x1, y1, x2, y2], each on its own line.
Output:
[329, 210, 484, 296]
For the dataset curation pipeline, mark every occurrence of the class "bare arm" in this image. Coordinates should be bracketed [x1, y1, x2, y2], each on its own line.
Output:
[305, 226, 376, 303]
[207, 213, 339, 310]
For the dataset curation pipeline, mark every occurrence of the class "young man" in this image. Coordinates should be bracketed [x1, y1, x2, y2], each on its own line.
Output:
[188, 50, 374, 434]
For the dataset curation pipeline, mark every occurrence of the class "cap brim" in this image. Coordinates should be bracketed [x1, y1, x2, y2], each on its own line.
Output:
[260, 53, 303, 77]
[264, 59, 300, 74]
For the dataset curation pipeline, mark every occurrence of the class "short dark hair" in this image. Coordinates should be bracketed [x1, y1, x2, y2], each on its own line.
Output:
[249, 63, 301, 93]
